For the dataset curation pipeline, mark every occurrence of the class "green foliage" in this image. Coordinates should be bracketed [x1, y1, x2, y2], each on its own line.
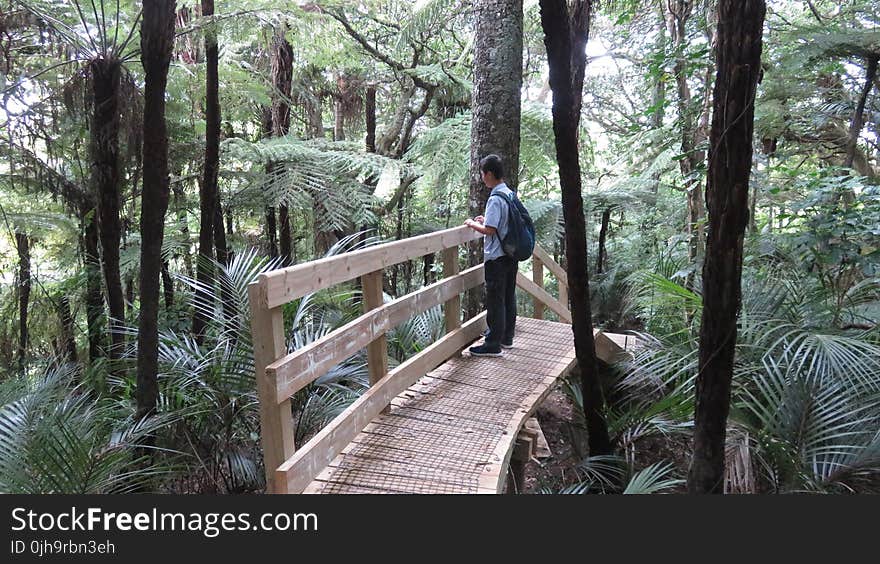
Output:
[611, 263, 880, 493]
[222, 137, 400, 233]
[0, 362, 173, 493]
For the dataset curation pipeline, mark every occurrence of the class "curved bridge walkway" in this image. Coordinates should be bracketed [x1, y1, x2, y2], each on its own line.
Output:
[248, 226, 636, 494]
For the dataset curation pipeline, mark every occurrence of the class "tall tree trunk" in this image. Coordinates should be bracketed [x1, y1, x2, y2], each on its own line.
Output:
[81, 207, 105, 362]
[270, 26, 294, 264]
[688, 0, 765, 494]
[539, 0, 611, 457]
[57, 295, 77, 363]
[136, 0, 176, 419]
[15, 231, 30, 374]
[844, 56, 878, 171]
[193, 0, 220, 343]
[466, 0, 523, 318]
[668, 0, 709, 285]
[89, 57, 126, 362]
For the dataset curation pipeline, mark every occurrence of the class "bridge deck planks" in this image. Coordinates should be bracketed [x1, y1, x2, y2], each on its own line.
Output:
[304, 316, 600, 494]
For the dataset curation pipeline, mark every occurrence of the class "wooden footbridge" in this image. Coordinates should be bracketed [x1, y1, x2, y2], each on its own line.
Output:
[248, 226, 634, 494]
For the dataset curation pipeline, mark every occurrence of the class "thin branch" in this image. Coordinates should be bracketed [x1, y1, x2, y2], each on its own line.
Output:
[114, 7, 142, 57]
[88, 0, 106, 53]
[805, 0, 824, 24]
[71, 0, 102, 54]
[323, 8, 437, 90]
[14, 2, 93, 59]
[1, 59, 84, 97]
[120, 9, 261, 62]
[112, 0, 120, 53]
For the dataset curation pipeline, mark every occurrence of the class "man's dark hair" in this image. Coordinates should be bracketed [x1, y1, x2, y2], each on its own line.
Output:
[479, 154, 504, 180]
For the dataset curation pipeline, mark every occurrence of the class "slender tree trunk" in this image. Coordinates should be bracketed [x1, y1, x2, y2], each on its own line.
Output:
[596, 207, 611, 274]
[279, 206, 292, 265]
[365, 86, 377, 153]
[89, 57, 126, 362]
[213, 198, 236, 330]
[161, 260, 174, 310]
[15, 231, 30, 374]
[668, 0, 709, 286]
[270, 27, 294, 264]
[307, 92, 324, 139]
[688, 0, 765, 494]
[213, 199, 229, 265]
[82, 207, 105, 362]
[423, 253, 435, 286]
[259, 107, 279, 258]
[193, 0, 220, 343]
[466, 0, 523, 318]
[540, 0, 611, 456]
[124, 271, 134, 303]
[266, 206, 279, 258]
[57, 295, 78, 363]
[333, 97, 345, 141]
[136, 0, 176, 419]
[844, 56, 878, 171]
[643, 7, 667, 255]
[172, 183, 194, 278]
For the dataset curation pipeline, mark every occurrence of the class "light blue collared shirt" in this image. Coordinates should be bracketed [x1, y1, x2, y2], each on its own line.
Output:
[483, 182, 513, 261]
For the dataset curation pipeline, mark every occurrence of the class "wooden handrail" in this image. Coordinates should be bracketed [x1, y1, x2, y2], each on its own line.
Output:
[516, 272, 572, 323]
[533, 244, 568, 287]
[255, 226, 481, 309]
[526, 244, 570, 322]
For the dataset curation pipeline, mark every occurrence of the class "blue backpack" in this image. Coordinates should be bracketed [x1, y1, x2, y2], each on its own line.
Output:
[491, 191, 536, 261]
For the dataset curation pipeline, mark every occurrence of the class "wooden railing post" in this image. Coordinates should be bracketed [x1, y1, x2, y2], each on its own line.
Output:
[532, 256, 544, 320]
[249, 282, 295, 494]
[362, 270, 389, 409]
[559, 280, 568, 310]
[441, 246, 461, 332]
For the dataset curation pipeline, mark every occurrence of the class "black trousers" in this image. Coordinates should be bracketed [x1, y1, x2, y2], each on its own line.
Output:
[484, 256, 517, 346]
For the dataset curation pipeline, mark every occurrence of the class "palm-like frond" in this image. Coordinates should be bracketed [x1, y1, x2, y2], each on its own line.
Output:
[622, 461, 684, 494]
[222, 137, 403, 232]
[0, 362, 173, 493]
[388, 304, 445, 361]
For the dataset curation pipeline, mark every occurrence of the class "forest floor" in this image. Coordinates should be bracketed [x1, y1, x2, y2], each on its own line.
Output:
[520, 388, 587, 493]
[519, 385, 691, 494]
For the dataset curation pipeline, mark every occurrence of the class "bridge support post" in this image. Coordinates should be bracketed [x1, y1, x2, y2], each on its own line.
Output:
[532, 256, 544, 320]
[362, 269, 390, 413]
[441, 247, 461, 333]
[249, 283, 295, 494]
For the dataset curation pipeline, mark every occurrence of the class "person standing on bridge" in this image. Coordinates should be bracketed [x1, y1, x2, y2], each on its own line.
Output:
[464, 154, 517, 357]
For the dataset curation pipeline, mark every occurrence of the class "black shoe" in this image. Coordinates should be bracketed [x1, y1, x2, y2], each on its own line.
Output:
[501, 341, 513, 349]
[469, 344, 503, 357]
